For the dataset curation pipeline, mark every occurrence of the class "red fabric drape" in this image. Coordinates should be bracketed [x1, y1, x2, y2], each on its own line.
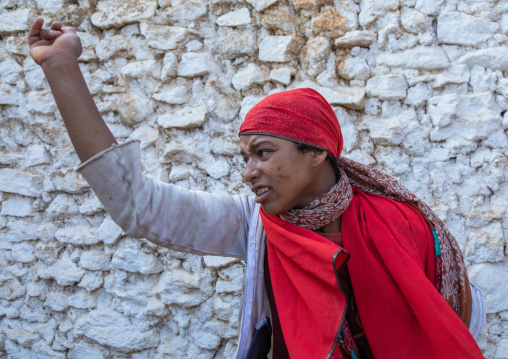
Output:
[261, 187, 483, 359]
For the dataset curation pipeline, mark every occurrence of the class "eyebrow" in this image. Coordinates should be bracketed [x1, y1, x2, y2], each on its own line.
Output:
[240, 140, 277, 156]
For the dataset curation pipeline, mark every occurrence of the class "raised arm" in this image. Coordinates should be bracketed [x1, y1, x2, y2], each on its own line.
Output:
[29, 18, 117, 162]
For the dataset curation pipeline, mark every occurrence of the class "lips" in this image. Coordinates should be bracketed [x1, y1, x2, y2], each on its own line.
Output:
[252, 186, 271, 203]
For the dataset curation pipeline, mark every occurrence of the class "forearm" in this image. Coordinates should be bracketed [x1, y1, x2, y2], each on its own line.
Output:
[42, 56, 117, 162]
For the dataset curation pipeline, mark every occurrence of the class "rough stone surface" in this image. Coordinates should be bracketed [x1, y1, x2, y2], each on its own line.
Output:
[1, 1, 507, 358]
[259, 36, 300, 62]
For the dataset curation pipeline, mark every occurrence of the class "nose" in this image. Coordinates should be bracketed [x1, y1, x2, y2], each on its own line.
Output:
[243, 158, 260, 183]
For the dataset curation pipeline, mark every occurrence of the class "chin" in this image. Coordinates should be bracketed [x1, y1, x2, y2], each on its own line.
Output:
[261, 203, 286, 216]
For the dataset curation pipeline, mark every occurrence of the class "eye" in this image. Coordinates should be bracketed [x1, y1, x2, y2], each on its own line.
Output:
[258, 150, 270, 158]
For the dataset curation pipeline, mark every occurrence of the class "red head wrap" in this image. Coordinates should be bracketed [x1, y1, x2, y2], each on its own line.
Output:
[238, 88, 343, 159]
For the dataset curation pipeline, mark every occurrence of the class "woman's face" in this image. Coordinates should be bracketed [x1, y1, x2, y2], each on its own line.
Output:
[239, 134, 325, 215]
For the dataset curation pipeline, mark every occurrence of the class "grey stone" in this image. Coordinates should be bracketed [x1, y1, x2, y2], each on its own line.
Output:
[139, 24, 193, 51]
[259, 36, 300, 63]
[0, 197, 33, 217]
[377, 46, 450, 70]
[246, 0, 279, 11]
[334, 30, 376, 48]
[232, 63, 268, 91]
[0, 169, 43, 197]
[0, 8, 34, 33]
[91, 0, 157, 29]
[458, 47, 508, 71]
[205, 79, 242, 122]
[300, 37, 331, 78]
[217, 29, 257, 59]
[366, 74, 408, 100]
[177, 52, 217, 77]
[165, 0, 207, 22]
[337, 57, 370, 81]
[269, 68, 293, 85]
[216, 8, 251, 27]
[74, 310, 160, 350]
[437, 11, 499, 46]
[158, 106, 208, 129]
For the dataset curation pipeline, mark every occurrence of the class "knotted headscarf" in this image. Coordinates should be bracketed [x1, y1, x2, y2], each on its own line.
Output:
[239, 88, 480, 359]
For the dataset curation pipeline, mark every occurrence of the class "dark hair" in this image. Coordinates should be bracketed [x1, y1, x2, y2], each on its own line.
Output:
[294, 142, 340, 181]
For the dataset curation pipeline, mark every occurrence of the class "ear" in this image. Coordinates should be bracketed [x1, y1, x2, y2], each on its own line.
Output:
[311, 149, 328, 167]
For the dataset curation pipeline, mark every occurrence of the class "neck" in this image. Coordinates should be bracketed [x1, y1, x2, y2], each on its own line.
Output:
[318, 215, 342, 233]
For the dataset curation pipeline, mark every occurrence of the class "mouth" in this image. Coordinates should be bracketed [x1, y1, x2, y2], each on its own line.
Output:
[253, 186, 271, 203]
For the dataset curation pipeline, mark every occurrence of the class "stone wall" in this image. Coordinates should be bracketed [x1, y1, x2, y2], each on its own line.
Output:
[0, 0, 507, 357]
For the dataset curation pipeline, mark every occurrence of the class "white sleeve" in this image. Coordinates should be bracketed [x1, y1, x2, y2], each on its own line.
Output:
[76, 141, 252, 260]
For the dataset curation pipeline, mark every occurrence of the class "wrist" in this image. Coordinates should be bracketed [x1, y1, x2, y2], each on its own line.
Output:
[41, 54, 80, 73]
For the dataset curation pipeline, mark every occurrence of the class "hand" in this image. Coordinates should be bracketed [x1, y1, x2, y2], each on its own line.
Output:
[28, 18, 82, 67]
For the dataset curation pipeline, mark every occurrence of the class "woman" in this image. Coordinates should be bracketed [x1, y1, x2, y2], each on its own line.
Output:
[29, 19, 484, 358]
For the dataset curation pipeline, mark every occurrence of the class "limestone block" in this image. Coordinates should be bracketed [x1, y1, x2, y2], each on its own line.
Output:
[0, 169, 43, 197]
[91, 0, 157, 29]
[78, 271, 103, 292]
[428, 93, 502, 142]
[437, 11, 499, 46]
[26, 91, 57, 115]
[121, 60, 161, 79]
[0, 152, 23, 166]
[300, 37, 331, 78]
[401, 7, 431, 34]
[202, 256, 240, 268]
[0, 277, 25, 300]
[40, 256, 86, 286]
[366, 74, 408, 100]
[127, 125, 159, 149]
[458, 47, 508, 71]
[334, 30, 376, 48]
[0, 84, 19, 105]
[139, 24, 193, 51]
[79, 250, 110, 271]
[55, 225, 99, 245]
[168, 164, 195, 182]
[11, 242, 36, 263]
[79, 196, 104, 215]
[186, 39, 203, 52]
[95, 35, 132, 61]
[165, 0, 207, 22]
[232, 63, 268, 91]
[177, 52, 216, 77]
[259, 36, 300, 63]
[205, 79, 242, 122]
[269, 68, 293, 85]
[405, 83, 433, 107]
[358, 0, 399, 27]
[158, 106, 208, 130]
[117, 92, 154, 124]
[377, 46, 450, 70]
[336, 56, 370, 81]
[291, 0, 328, 12]
[0, 8, 34, 33]
[68, 289, 98, 309]
[69, 342, 105, 359]
[216, 8, 251, 27]
[46, 194, 79, 219]
[154, 268, 214, 307]
[261, 10, 297, 34]
[218, 29, 257, 59]
[153, 84, 190, 105]
[468, 262, 508, 314]
[74, 310, 159, 350]
[501, 14, 508, 34]
[311, 8, 349, 37]
[239, 96, 264, 120]
[25, 144, 50, 167]
[200, 156, 230, 179]
[364, 108, 419, 145]
[246, 0, 279, 11]
[26, 281, 45, 297]
[5, 36, 30, 56]
[23, 57, 46, 90]
[6, 328, 38, 347]
[465, 222, 504, 264]
[97, 216, 123, 245]
[35, 0, 63, 12]
[111, 240, 163, 274]
[484, 129, 508, 149]
[1, 197, 33, 217]
[497, 78, 508, 99]
[161, 53, 178, 82]
[77, 32, 100, 62]
[191, 330, 221, 350]
[290, 81, 365, 110]
[415, 0, 443, 16]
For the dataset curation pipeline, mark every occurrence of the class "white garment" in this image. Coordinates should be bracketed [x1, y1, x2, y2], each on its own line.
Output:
[76, 140, 485, 357]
